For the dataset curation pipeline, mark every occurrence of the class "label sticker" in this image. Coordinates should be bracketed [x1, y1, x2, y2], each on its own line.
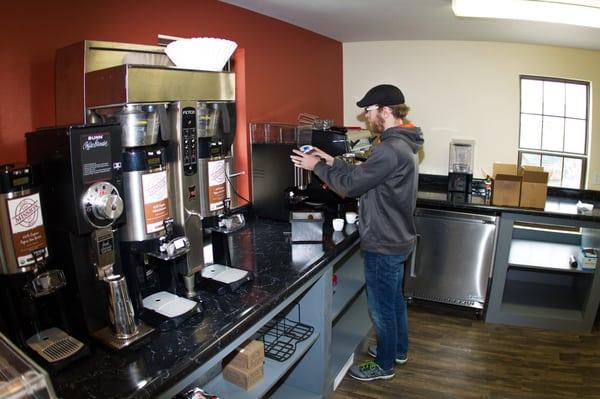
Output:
[208, 160, 226, 211]
[8, 193, 48, 266]
[142, 170, 170, 234]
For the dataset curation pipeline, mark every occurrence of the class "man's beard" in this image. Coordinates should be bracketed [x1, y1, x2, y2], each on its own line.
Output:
[368, 114, 386, 133]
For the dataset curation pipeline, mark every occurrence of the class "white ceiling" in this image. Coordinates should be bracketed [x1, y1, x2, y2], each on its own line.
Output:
[220, 0, 600, 50]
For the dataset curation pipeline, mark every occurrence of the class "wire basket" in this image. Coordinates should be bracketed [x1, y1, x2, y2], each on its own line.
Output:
[254, 303, 314, 362]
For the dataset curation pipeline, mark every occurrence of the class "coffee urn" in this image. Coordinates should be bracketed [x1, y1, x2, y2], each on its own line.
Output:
[26, 125, 153, 350]
[0, 164, 85, 366]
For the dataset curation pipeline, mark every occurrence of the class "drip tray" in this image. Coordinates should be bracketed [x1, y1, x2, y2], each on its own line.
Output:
[26, 328, 84, 363]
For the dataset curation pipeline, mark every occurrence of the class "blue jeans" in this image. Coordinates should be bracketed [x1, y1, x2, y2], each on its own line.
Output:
[364, 251, 408, 370]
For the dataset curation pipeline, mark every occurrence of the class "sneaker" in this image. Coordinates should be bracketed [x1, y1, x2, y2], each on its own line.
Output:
[368, 344, 408, 365]
[348, 360, 395, 381]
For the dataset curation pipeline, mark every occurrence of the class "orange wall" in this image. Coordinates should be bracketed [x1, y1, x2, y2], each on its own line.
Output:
[0, 0, 343, 165]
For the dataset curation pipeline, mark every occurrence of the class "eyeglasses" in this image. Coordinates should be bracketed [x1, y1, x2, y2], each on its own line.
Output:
[364, 105, 379, 114]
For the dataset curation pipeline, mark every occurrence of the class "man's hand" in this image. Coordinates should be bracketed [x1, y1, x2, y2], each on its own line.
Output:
[309, 147, 334, 166]
[290, 149, 322, 171]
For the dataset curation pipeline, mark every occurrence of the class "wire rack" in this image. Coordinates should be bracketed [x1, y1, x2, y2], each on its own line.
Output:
[254, 303, 314, 362]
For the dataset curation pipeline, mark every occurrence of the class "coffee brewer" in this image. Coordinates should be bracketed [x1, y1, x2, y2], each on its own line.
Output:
[91, 103, 200, 327]
[26, 125, 153, 350]
[0, 164, 87, 367]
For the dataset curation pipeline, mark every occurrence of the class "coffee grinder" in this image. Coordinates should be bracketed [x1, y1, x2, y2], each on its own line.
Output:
[448, 139, 475, 193]
[0, 164, 87, 367]
[90, 103, 200, 327]
[26, 124, 154, 350]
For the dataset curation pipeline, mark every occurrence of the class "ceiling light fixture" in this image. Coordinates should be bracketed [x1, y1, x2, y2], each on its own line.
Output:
[452, 0, 600, 29]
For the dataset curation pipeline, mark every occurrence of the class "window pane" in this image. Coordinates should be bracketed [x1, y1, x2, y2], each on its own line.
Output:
[565, 83, 587, 119]
[564, 118, 586, 154]
[543, 81, 565, 116]
[562, 158, 582, 189]
[542, 155, 563, 187]
[519, 114, 542, 149]
[541, 116, 564, 151]
[521, 153, 541, 166]
[521, 79, 543, 114]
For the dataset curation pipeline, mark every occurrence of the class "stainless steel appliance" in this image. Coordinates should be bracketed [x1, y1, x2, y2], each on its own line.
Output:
[0, 164, 86, 366]
[88, 67, 236, 297]
[26, 125, 153, 350]
[404, 208, 498, 311]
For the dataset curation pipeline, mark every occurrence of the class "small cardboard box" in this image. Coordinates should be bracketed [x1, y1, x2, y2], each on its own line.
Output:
[223, 363, 264, 390]
[492, 163, 521, 207]
[225, 340, 264, 370]
[519, 166, 548, 209]
[578, 248, 597, 271]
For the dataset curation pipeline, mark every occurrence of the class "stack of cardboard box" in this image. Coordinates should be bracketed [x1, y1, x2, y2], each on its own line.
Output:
[223, 340, 265, 390]
[491, 163, 549, 209]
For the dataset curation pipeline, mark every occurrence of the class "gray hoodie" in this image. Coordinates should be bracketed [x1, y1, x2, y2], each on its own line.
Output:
[313, 125, 424, 256]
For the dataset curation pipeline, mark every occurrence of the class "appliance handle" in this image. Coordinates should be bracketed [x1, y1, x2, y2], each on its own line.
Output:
[227, 171, 246, 178]
[158, 104, 170, 141]
[409, 233, 420, 277]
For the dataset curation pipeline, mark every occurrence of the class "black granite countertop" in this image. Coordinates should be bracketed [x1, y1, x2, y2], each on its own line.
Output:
[418, 174, 600, 222]
[52, 217, 359, 399]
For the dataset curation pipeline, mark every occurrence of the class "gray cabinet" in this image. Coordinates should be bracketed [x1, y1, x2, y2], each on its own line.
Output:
[486, 212, 600, 332]
[161, 240, 370, 399]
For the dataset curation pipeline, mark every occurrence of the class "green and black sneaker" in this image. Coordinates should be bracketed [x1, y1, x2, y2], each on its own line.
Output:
[348, 360, 395, 381]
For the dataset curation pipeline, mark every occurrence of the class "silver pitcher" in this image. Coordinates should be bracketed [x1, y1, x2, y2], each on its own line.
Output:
[104, 274, 139, 339]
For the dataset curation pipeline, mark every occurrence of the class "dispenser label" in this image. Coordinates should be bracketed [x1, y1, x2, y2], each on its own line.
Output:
[8, 193, 48, 266]
[142, 170, 170, 234]
[80, 132, 112, 184]
[208, 160, 226, 211]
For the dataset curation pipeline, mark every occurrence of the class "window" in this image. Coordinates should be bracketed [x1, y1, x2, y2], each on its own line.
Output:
[518, 76, 589, 189]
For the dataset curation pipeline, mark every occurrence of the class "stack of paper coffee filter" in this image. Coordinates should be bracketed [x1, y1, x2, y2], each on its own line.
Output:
[165, 37, 238, 71]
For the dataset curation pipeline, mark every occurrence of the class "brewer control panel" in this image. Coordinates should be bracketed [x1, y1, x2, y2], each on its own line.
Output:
[181, 107, 197, 176]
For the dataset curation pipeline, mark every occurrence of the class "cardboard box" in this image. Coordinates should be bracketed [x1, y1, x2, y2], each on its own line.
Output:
[224, 340, 264, 370]
[519, 166, 548, 209]
[223, 363, 264, 390]
[492, 163, 522, 207]
[578, 248, 597, 271]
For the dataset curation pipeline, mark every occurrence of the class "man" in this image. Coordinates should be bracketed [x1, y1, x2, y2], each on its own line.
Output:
[290, 84, 424, 381]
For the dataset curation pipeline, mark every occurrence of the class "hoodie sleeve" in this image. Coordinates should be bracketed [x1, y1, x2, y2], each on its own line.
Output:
[313, 144, 397, 198]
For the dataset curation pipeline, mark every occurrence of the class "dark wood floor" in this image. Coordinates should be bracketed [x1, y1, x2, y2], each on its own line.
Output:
[331, 304, 600, 399]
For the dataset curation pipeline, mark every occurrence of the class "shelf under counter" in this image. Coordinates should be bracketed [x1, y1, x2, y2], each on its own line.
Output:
[509, 239, 592, 274]
[203, 332, 320, 399]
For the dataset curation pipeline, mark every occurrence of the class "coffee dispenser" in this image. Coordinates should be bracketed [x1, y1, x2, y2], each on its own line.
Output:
[0, 164, 87, 367]
[26, 125, 153, 350]
[90, 103, 200, 326]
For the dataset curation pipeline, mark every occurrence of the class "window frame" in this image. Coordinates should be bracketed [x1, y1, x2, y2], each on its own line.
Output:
[518, 75, 590, 189]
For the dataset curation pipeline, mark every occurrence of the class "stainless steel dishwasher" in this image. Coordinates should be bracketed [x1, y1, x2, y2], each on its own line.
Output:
[404, 208, 498, 310]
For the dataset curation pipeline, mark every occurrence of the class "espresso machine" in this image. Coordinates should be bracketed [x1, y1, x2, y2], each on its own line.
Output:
[26, 124, 154, 350]
[0, 164, 87, 367]
[90, 103, 200, 326]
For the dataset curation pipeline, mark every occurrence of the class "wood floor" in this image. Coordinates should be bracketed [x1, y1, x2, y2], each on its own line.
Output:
[331, 304, 600, 399]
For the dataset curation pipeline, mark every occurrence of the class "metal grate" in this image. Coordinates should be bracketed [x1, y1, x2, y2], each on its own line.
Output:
[255, 303, 314, 362]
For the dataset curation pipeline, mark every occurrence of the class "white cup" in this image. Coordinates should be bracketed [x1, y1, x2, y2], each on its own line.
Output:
[345, 212, 358, 224]
[332, 218, 344, 231]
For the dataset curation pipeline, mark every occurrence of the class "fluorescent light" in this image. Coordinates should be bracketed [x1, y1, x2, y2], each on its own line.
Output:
[452, 0, 600, 29]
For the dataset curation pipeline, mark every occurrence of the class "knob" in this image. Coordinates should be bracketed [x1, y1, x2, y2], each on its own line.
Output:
[92, 194, 124, 220]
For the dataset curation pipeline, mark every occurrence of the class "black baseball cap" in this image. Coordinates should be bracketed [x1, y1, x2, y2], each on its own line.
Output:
[356, 84, 405, 108]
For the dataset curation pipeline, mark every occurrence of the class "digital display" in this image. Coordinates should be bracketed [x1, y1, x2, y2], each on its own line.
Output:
[12, 176, 29, 186]
[147, 156, 161, 167]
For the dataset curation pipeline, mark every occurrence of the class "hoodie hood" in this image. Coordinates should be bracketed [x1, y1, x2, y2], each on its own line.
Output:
[381, 125, 424, 154]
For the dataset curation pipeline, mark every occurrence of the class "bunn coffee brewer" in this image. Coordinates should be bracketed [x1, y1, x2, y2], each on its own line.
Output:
[90, 103, 200, 327]
[26, 125, 153, 350]
[0, 164, 87, 368]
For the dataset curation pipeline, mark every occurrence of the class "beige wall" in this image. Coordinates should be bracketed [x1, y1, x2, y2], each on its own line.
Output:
[343, 40, 600, 190]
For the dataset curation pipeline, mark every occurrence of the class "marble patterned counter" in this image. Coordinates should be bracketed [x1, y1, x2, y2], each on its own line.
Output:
[51, 217, 359, 399]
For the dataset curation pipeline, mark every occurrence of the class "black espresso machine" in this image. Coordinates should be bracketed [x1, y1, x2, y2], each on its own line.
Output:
[251, 126, 357, 221]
